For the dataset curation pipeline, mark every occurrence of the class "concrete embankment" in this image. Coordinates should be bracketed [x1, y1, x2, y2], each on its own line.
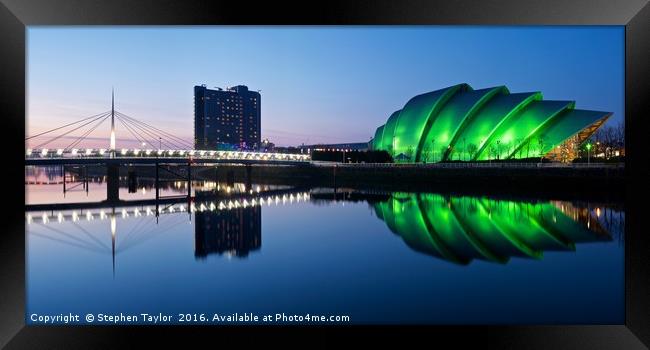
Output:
[195, 163, 625, 200]
[65, 162, 625, 201]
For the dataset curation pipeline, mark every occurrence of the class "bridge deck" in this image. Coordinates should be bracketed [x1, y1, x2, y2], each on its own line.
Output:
[25, 157, 310, 166]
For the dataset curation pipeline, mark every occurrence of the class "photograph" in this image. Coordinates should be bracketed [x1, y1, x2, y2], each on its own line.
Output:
[23, 26, 626, 325]
[2, 0, 648, 347]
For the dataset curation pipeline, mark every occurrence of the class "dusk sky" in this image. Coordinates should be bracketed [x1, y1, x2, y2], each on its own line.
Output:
[27, 26, 624, 148]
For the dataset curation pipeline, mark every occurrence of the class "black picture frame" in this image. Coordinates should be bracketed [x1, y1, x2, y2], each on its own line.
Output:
[2, 0, 648, 348]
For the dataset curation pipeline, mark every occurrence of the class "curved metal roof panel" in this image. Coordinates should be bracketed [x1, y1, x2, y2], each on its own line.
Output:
[372, 125, 385, 151]
[538, 109, 612, 155]
[419, 86, 506, 162]
[447, 91, 541, 161]
[391, 84, 467, 160]
[475, 99, 575, 160]
[378, 110, 402, 153]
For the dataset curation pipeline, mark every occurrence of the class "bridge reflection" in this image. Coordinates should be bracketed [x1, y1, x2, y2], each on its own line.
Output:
[372, 192, 614, 265]
[26, 187, 310, 275]
[25, 187, 621, 274]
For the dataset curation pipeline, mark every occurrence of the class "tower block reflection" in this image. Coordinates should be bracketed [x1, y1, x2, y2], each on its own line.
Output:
[373, 193, 611, 265]
[194, 192, 261, 259]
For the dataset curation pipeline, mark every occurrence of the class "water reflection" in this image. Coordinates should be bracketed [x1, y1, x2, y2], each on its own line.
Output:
[26, 188, 621, 269]
[194, 192, 261, 259]
[372, 193, 613, 265]
[26, 187, 311, 277]
[25, 165, 291, 204]
[25, 182, 625, 324]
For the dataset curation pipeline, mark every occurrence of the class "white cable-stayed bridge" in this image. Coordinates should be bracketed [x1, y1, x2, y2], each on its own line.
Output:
[25, 91, 310, 203]
[26, 91, 309, 164]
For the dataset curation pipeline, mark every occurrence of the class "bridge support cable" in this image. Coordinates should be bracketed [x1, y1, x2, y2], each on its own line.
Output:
[115, 114, 157, 149]
[28, 231, 108, 255]
[117, 111, 193, 149]
[70, 221, 111, 251]
[115, 113, 186, 150]
[117, 114, 181, 150]
[116, 111, 193, 149]
[27, 106, 194, 151]
[64, 113, 111, 151]
[118, 214, 189, 254]
[115, 215, 156, 251]
[117, 112, 190, 150]
[115, 114, 162, 150]
[33, 222, 109, 253]
[25, 110, 111, 141]
[31, 112, 111, 150]
[115, 113, 177, 150]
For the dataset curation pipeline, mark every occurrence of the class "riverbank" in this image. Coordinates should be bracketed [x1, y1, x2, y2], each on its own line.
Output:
[58, 162, 625, 202]
[193, 162, 625, 201]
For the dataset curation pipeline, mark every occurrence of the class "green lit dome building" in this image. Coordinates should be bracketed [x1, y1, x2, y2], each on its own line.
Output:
[371, 83, 611, 162]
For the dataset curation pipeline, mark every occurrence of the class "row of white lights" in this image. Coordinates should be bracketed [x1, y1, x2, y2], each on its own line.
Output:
[26, 192, 311, 224]
[26, 148, 310, 161]
[313, 148, 354, 152]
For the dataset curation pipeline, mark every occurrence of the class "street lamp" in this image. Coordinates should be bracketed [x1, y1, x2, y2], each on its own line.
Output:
[586, 142, 592, 165]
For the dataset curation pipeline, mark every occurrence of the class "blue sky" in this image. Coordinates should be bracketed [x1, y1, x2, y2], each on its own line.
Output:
[27, 26, 624, 148]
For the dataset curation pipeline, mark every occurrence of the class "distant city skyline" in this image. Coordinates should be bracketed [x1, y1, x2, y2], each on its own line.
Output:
[27, 26, 624, 148]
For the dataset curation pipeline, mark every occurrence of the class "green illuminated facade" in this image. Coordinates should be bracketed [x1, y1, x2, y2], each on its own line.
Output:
[374, 193, 610, 265]
[372, 84, 612, 162]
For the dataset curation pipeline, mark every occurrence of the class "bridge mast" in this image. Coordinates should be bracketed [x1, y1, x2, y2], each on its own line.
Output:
[110, 88, 116, 157]
[110, 213, 116, 277]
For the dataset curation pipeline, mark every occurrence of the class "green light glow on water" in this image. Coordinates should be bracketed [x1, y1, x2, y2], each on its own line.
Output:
[373, 193, 610, 264]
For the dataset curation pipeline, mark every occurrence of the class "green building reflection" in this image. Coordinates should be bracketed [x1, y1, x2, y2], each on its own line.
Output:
[373, 193, 611, 265]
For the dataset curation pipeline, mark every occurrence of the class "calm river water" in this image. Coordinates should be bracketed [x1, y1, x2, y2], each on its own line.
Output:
[25, 166, 624, 324]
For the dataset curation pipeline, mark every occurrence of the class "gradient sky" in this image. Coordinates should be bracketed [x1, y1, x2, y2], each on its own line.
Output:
[27, 26, 624, 148]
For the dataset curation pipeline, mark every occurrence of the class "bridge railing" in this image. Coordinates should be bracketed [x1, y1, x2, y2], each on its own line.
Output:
[26, 191, 312, 225]
[25, 148, 310, 162]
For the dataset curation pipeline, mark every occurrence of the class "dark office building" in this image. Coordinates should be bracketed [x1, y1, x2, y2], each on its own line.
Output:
[194, 85, 261, 150]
